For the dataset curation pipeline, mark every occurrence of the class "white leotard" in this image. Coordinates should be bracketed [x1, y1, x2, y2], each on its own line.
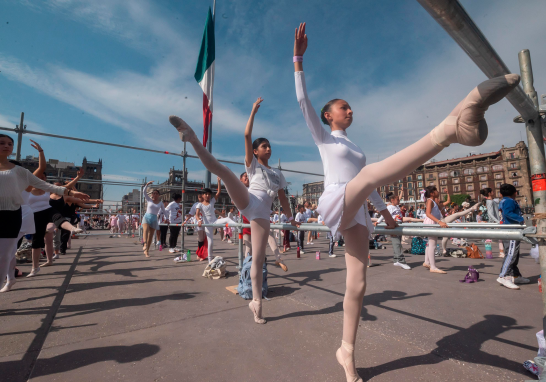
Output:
[143, 184, 165, 215]
[295, 71, 386, 211]
[197, 198, 216, 224]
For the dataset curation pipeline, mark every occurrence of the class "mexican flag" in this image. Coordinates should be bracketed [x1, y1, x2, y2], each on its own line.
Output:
[194, 7, 215, 147]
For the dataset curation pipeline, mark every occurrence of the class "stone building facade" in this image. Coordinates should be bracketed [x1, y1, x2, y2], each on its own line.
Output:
[302, 181, 324, 206]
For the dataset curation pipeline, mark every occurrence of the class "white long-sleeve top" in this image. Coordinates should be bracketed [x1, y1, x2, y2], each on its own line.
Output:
[295, 71, 387, 212]
[0, 166, 65, 211]
[143, 184, 166, 215]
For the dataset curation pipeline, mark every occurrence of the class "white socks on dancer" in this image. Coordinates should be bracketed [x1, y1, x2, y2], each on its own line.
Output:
[431, 74, 520, 148]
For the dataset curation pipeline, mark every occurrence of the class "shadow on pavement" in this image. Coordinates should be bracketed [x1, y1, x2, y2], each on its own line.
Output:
[358, 314, 531, 380]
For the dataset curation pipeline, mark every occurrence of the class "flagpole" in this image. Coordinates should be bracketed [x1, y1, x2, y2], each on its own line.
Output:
[205, 0, 216, 189]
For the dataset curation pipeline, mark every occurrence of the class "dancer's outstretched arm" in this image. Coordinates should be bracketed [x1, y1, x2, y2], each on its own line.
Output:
[64, 167, 85, 190]
[25, 140, 46, 192]
[215, 177, 222, 202]
[244, 98, 263, 167]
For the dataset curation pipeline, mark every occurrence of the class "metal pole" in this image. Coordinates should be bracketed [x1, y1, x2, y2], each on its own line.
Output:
[181, 143, 186, 251]
[416, 0, 538, 124]
[15, 112, 24, 161]
[517, 50, 546, 338]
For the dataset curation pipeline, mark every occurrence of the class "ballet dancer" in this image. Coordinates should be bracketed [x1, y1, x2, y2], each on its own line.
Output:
[0, 135, 89, 289]
[142, 181, 165, 257]
[480, 187, 505, 257]
[169, 97, 299, 324]
[195, 178, 222, 262]
[440, 202, 480, 255]
[183, 194, 206, 254]
[292, 22, 519, 382]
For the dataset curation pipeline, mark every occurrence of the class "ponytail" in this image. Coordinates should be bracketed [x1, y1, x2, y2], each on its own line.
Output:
[424, 186, 437, 198]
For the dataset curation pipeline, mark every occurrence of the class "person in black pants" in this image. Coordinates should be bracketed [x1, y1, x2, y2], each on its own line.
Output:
[295, 204, 306, 254]
[158, 201, 169, 249]
[166, 194, 183, 254]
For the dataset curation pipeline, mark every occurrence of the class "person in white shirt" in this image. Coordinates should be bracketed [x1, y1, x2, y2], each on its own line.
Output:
[165, 193, 183, 253]
[196, 179, 222, 263]
[295, 205, 307, 253]
[292, 22, 519, 382]
[182, 194, 206, 254]
[375, 192, 410, 270]
[157, 201, 169, 250]
[280, 209, 291, 252]
[169, 97, 300, 325]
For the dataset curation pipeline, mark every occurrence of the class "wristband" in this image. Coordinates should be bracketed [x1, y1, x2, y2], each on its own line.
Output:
[293, 56, 303, 62]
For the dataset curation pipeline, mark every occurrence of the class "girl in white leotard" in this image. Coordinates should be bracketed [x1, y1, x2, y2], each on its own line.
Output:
[169, 97, 300, 325]
[292, 22, 519, 382]
[142, 181, 166, 257]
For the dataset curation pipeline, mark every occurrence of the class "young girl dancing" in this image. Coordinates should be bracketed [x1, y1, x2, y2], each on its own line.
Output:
[142, 181, 166, 257]
[169, 97, 299, 324]
[440, 201, 480, 255]
[292, 22, 519, 382]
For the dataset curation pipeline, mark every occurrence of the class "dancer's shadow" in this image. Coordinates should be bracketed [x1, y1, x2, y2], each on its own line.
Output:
[0, 344, 160, 380]
[358, 314, 532, 379]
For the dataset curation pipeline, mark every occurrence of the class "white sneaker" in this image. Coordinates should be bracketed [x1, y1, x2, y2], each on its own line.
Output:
[306, 242, 310, 245]
[175, 247, 181, 252]
[53, 254, 59, 260]
[329, 254, 336, 258]
[26, 267, 41, 278]
[227, 239, 232, 244]
[497, 276, 520, 290]
[300, 251, 305, 254]
[394, 262, 411, 270]
[73, 228, 83, 234]
[169, 248, 176, 254]
[514, 276, 531, 284]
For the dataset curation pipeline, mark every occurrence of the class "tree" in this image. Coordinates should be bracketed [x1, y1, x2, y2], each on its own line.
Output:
[449, 194, 471, 206]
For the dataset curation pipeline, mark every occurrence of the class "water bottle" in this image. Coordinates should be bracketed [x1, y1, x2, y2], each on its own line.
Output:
[374, 240, 378, 250]
[436, 244, 441, 256]
[316, 251, 320, 260]
[186, 249, 191, 262]
[484, 241, 493, 259]
[297, 247, 301, 258]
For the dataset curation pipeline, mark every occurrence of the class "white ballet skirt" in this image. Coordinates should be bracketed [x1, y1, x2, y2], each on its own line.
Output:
[318, 183, 374, 239]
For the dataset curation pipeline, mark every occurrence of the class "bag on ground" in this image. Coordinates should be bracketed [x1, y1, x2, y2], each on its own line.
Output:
[237, 255, 268, 299]
[410, 237, 426, 255]
[202, 256, 228, 279]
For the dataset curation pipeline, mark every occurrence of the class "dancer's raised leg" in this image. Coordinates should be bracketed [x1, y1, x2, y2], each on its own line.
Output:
[249, 218, 269, 324]
[337, 223, 368, 382]
[340, 75, 519, 230]
[169, 116, 250, 211]
[441, 203, 480, 254]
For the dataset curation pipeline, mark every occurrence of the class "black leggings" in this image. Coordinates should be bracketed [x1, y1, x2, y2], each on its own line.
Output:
[159, 226, 168, 245]
[32, 208, 68, 249]
[169, 226, 181, 248]
[0, 208, 22, 238]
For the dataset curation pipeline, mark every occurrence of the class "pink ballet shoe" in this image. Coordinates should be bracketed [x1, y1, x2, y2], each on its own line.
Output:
[275, 260, 288, 272]
[249, 299, 266, 324]
[169, 115, 197, 142]
[431, 74, 520, 147]
[423, 263, 431, 269]
[430, 268, 447, 274]
[336, 341, 363, 382]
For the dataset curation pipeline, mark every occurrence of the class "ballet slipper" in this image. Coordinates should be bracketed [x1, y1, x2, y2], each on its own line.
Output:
[41, 261, 53, 267]
[169, 115, 197, 142]
[336, 340, 363, 382]
[431, 74, 520, 148]
[423, 263, 431, 269]
[275, 260, 288, 272]
[430, 268, 447, 274]
[249, 299, 266, 324]
[0, 280, 16, 293]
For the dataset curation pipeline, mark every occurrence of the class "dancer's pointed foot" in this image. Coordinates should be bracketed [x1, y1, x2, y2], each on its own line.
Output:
[431, 74, 520, 148]
[169, 115, 197, 142]
[430, 268, 447, 274]
[0, 280, 16, 292]
[249, 299, 266, 324]
[275, 260, 288, 272]
[336, 341, 363, 382]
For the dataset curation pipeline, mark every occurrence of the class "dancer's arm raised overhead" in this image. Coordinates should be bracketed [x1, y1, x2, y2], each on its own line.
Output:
[143, 181, 154, 203]
[293, 22, 330, 145]
[64, 167, 85, 190]
[25, 140, 46, 192]
[244, 98, 263, 167]
[215, 176, 222, 202]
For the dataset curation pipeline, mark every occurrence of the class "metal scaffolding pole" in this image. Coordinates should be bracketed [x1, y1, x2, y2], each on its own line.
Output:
[181, 142, 187, 252]
[15, 112, 24, 161]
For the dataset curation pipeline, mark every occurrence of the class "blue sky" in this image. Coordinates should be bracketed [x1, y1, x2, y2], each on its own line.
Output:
[1, 0, 544, 204]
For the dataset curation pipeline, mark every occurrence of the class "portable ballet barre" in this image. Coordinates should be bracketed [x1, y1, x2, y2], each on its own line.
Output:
[376, 223, 528, 230]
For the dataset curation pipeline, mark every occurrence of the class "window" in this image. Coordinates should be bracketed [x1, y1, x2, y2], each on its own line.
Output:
[381, 193, 385, 198]
[429, 182, 435, 186]
[417, 175, 423, 180]
[409, 190, 413, 196]
[479, 175, 487, 181]
[496, 182, 502, 188]
[381, 186, 385, 191]
[454, 185, 460, 192]
[511, 172, 518, 177]
[439, 172, 448, 178]
[389, 185, 394, 191]
[452, 178, 460, 184]
[467, 184, 473, 191]
[440, 180, 447, 186]
[463, 168, 475, 175]
[492, 165, 503, 171]
[428, 174, 434, 179]
[514, 181, 519, 186]
[509, 153, 516, 159]
[466, 176, 473, 182]
[418, 182, 423, 188]
[495, 173, 503, 179]
[450, 171, 459, 177]
[442, 188, 448, 193]
[480, 183, 487, 189]
[477, 166, 489, 173]
[510, 162, 518, 169]
[407, 176, 412, 181]
[88, 185, 93, 190]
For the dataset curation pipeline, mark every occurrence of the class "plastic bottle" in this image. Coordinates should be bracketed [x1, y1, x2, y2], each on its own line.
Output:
[186, 249, 191, 262]
[539, 275, 542, 293]
[316, 251, 320, 260]
[484, 241, 493, 259]
[297, 247, 301, 258]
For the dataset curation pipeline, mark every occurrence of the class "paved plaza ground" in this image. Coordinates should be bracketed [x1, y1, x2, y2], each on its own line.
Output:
[0, 232, 542, 381]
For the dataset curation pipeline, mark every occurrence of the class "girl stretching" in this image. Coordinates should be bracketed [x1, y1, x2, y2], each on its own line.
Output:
[142, 181, 165, 257]
[293, 22, 519, 382]
[169, 97, 299, 324]
[440, 202, 480, 255]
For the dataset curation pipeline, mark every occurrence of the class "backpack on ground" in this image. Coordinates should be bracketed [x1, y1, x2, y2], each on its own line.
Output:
[411, 237, 426, 255]
[237, 255, 268, 299]
[202, 256, 228, 279]
[466, 244, 484, 259]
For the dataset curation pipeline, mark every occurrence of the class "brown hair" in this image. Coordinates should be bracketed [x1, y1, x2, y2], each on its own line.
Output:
[320, 99, 342, 125]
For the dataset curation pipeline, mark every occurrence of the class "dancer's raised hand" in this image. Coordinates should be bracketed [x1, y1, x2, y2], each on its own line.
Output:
[30, 140, 43, 153]
[146, 181, 154, 186]
[251, 97, 263, 115]
[294, 22, 307, 56]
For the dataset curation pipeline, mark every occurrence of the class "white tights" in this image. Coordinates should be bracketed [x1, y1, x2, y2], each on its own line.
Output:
[243, 231, 281, 263]
[204, 227, 214, 262]
[0, 238, 19, 287]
